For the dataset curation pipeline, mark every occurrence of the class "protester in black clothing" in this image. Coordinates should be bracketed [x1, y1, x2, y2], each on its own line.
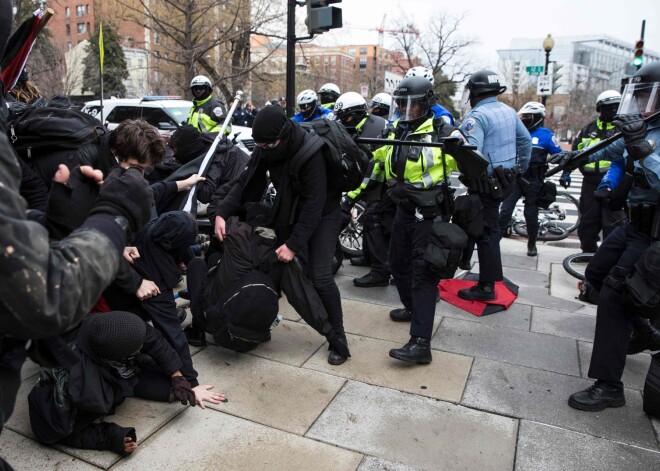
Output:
[213, 106, 349, 365]
[103, 211, 200, 387]
[28, 312, 225, 456]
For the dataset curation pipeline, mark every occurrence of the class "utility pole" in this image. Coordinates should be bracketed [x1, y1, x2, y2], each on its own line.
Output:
[286, 0, 297, 118]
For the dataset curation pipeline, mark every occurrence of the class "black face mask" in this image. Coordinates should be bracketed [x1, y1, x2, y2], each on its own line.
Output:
[599, 105, 618, 123]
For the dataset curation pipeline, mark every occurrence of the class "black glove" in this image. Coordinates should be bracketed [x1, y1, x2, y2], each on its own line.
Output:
[170, 376, 196, 406]
[89, 167, 154, 234]
[46, 166, 100, 240]
[443, 137, 463, 156]
[559, 171, 571, 189]
[593, 186, 612, 202]
[548, 151, 582, 172]
[612, 114, 655, 160]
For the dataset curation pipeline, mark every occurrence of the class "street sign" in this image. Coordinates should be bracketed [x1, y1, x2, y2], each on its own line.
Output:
[537, 75, 553, 96]
[526, 65, 544, 76]
[360, 83, 369, 97]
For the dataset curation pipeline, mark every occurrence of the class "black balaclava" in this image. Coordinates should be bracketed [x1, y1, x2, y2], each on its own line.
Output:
[599, 104, 619, 124]
[169, 124, 206, 164]
[81, 312, 147, 361]
[251, 106, 304, 163]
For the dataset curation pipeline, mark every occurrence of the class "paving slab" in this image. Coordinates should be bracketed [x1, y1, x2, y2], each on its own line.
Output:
[578, 341, 652, 391]
[335, 274, 406, 308]
[247, 319, 325, 367]
[461, 358, 658, 450]
[4, 378, 188, 469]
[307, 381, 518, 471]
[515, 285, 584, 311]
[304, 334, 471, 403]
[192, 347, 345, 435]
[439, 300, 532, 332]
[111, 407, 363, 471]
[341, 299, 441, 343]
[574, 304, 598, 317]
[474, 263, 548, 288]
[531, 306, 596, 342]
[515, 420, 660, 471]
[278, 296, 302, 322]
[549, 262, 590, 306]
[500, 251, 539, 270]
[358, 456, 420, 471]
[336, 262, 370, 278]
[0, 429, 99, 471]
[432, 317, 580, 376]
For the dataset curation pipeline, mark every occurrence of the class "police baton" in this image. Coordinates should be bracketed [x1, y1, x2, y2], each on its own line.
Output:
[546, 110, 660, 178]
[355, 136, 489, 179]
[182, 90, 244, 213]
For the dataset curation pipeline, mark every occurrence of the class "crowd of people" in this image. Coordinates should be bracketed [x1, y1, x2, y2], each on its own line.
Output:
[1, 11, 660, 464]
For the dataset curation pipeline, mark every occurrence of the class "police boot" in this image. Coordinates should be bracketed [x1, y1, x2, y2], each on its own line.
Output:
[568, 380, 625, 412]
[389, 337, 432, 364]
[389, 307, 413, 322]
[527, 243, 537, 257]
[457, 282, 496, 301]
[627, 318, 660, 354]
[183, 325, 207, 347]
[350, 256, 370, 267]
[353, 272, 390, 288]
[328, 335, 349, 366]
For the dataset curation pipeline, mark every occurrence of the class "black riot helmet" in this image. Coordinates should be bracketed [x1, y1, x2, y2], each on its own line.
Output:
[464, 70, 507, 106]
[618, 61, 660, 118]
[391, 76, 434, 123]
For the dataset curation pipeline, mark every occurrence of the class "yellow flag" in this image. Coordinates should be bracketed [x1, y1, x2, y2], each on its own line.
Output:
[99, 22, 104, 73]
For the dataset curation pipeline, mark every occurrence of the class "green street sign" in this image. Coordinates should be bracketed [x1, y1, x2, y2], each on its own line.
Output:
[526, 65, 544, 76]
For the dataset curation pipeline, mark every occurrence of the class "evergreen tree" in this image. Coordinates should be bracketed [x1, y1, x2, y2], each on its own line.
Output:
[82, 23, 128, 98]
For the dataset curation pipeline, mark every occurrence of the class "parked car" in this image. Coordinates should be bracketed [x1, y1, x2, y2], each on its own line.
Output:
[80, 96, 254, 152]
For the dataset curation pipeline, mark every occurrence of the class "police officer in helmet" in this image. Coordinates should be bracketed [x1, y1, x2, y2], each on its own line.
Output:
[318, 83, 341, 110]
[187, 75, 227, 133]
[457, 70, 532, 301]
[371, 76, 464, 363]
[561, 61, 660, 412]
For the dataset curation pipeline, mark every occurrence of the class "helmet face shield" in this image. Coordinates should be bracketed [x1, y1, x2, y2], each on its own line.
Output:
[618, 82, 659, 117]
[390, 94, 429, 123]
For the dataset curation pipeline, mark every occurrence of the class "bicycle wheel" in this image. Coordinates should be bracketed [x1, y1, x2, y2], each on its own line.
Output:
[556, 191, 580, 233]
[339, 202, 365, 257]
[513, 221, 529, 238]
[562, 252, 594, 281]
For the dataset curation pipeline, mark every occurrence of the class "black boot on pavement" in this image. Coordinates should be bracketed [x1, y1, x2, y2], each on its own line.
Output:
[328, 336, 349, 365]
[527, 243, 537, 257]
[389, 337, 432, 364]
[627, 318, 660, 354]
[389, 307, 413, 322]
[350, 256, 369, 267]
[353, 272, 390, 288]
[457, 282, 496, 301]
[458, 260, 472, 271]
[568, 381, 625, 412]
[183, 325, 207, 347]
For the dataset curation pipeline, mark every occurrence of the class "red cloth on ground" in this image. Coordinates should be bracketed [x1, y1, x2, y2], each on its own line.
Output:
[438, 278, 518, 316]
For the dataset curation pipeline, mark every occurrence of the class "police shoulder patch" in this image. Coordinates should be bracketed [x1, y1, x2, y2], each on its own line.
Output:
[532, 137, 539, 145]
[213, 107, 223, 118]
[462, 117, 477, 134]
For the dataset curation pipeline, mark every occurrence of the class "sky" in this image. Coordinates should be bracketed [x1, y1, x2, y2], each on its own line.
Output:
[314, 0, 660, 70]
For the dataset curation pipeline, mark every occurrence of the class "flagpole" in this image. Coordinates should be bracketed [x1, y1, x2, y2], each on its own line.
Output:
[99, 22, 104, 123]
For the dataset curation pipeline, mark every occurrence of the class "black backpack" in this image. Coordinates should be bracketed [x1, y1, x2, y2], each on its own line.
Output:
[294, 120, 370, 192]
[8, 106, 108, 185]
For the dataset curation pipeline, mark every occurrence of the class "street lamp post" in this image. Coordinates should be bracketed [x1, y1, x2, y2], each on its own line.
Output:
[542, 34, 554, 106]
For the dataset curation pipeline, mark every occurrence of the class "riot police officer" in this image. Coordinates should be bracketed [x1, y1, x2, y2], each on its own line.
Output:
[292, 89, 333, 122]
[334, 92, 390, 287]
[405, 66, 455, 125]
[561, 62, 660, 411]
[497, 102, 562, 256]
[318, 83, 341, 110]
[369, 92, 392, 119]
[368, 76, 464, 363]
[565, 90, 625, 253]
[457, 70, 532, 301]
[187, 75, 227, 133]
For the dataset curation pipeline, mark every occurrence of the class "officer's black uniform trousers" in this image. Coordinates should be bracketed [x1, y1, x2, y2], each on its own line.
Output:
[585, 222, 652, 383]
[578, 173, 624, 253]
[361, 195, 396, 277]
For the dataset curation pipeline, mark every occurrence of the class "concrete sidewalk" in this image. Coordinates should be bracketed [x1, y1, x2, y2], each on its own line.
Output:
[2, 235, 659, 470]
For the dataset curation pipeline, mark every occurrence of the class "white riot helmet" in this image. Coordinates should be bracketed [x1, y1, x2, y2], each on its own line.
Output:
[596, 90, 622, 111]
[405, 66, 435, 86]
[297, 89, 318, 119]
[318, 83, 340, 104]
[369, 92, 392, 117]
[190, 75, 212, 89]
[518, 101, 546, 130]
[334, 92, 368, 128]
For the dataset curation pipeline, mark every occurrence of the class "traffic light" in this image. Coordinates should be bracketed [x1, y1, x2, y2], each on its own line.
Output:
[305, 0, 343, 35]
[633, 39, 644, 69]
[552, 63, 563, 93]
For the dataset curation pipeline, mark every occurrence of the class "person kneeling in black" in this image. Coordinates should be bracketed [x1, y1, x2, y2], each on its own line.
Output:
[28, 312, 225, 456]
[213, 106, 350, 365]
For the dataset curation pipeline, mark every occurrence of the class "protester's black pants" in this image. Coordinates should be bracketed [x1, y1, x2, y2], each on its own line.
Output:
[578, 174, 623, 253]
[361, 197, 395, 277]
[389, 208, 441, 340]
[186, 257, 208, 332]
[585, 222, 652, 383]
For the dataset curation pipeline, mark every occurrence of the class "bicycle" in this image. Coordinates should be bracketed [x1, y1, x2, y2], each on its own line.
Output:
[339, 201, 366, 257]
[509, 191, 580, 242]
[562, 252, 597, 304]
